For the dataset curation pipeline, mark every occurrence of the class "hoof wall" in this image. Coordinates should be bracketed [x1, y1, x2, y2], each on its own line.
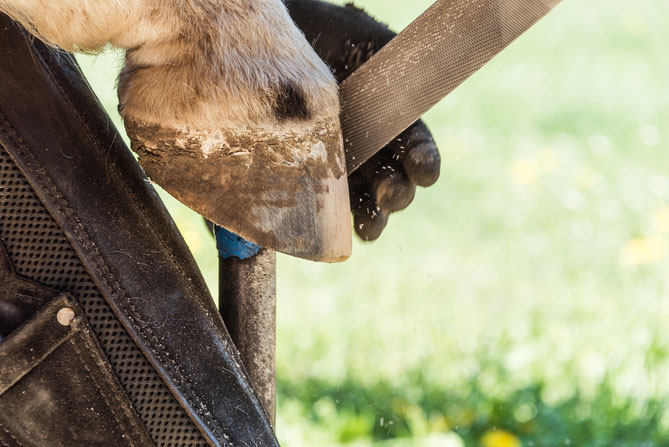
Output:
[126, 119, 352, 263]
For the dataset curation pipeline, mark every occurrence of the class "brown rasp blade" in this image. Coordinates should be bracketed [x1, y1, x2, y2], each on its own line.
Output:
[341, 0, 562, 172]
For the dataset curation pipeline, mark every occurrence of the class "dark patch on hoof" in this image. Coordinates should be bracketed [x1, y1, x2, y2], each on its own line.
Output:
[274, 82, 310, 121]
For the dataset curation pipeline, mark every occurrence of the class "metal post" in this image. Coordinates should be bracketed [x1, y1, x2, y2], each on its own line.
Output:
[215, 227, 276, 425]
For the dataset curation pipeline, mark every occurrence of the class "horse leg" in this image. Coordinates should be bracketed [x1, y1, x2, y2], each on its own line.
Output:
[0, 0, 351, 261]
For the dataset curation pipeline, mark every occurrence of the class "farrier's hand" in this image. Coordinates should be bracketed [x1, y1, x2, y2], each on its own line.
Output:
[287, 0, 441, 240]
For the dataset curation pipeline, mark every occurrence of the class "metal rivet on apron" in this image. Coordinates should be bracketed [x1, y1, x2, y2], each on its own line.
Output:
[57, 307, 76, 326]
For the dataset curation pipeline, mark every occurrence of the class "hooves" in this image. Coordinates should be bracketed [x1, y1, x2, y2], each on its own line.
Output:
[117, 0, 352, 262]
[126, 118, 352, 262]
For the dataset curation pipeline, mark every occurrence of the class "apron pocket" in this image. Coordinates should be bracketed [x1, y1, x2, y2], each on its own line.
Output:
[0, 294, 154, 447]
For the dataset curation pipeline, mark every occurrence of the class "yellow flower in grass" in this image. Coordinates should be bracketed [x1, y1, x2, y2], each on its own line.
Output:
[621, 235, 667, 266]
[511, 159, 540, 186]
[510, 150, 560, 186]
[654, 207, 669, 234]
[481, 429, 522, 447]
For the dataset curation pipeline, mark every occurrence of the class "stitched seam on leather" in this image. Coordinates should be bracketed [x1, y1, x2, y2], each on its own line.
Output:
[31, 47, 260, 441]
[11, 294, 44, 304]
[68, 337, 139, 447]
[74, 325, 155, 446]
[0, 423, 24, 447]
[33, 49, 252, 438]
[0, 113, 230, 445]
[0, 322, 75, 395]
[34, 49, 227, 336]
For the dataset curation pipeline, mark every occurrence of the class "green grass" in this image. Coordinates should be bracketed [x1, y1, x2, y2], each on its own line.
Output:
[76, 0, 669, 445]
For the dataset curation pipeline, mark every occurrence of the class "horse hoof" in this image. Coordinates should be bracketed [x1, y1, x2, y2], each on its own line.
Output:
[126, 117, 352, 263]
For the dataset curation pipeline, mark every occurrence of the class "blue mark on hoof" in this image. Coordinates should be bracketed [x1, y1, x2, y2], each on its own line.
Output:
[215, 226, 262, 260]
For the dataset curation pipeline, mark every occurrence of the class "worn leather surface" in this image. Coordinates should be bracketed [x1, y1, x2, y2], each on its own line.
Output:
[0, 15, 278, 446]
[0, 242, 57, 337]
[0, 295, 155, 446]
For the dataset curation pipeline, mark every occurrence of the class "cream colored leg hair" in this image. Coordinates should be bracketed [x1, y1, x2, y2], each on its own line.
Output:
[0, 0, 339, 128]
[0, 0, 352, 262]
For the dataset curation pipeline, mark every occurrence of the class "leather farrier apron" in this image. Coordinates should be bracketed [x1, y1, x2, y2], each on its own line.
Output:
[0, 15, 277, 447]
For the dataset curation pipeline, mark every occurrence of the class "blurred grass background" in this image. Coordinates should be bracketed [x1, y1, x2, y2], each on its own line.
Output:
[76, 0, 669, 445]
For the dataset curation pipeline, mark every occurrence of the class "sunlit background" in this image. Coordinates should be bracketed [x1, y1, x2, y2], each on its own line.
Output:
[77, 0, 669, 445]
